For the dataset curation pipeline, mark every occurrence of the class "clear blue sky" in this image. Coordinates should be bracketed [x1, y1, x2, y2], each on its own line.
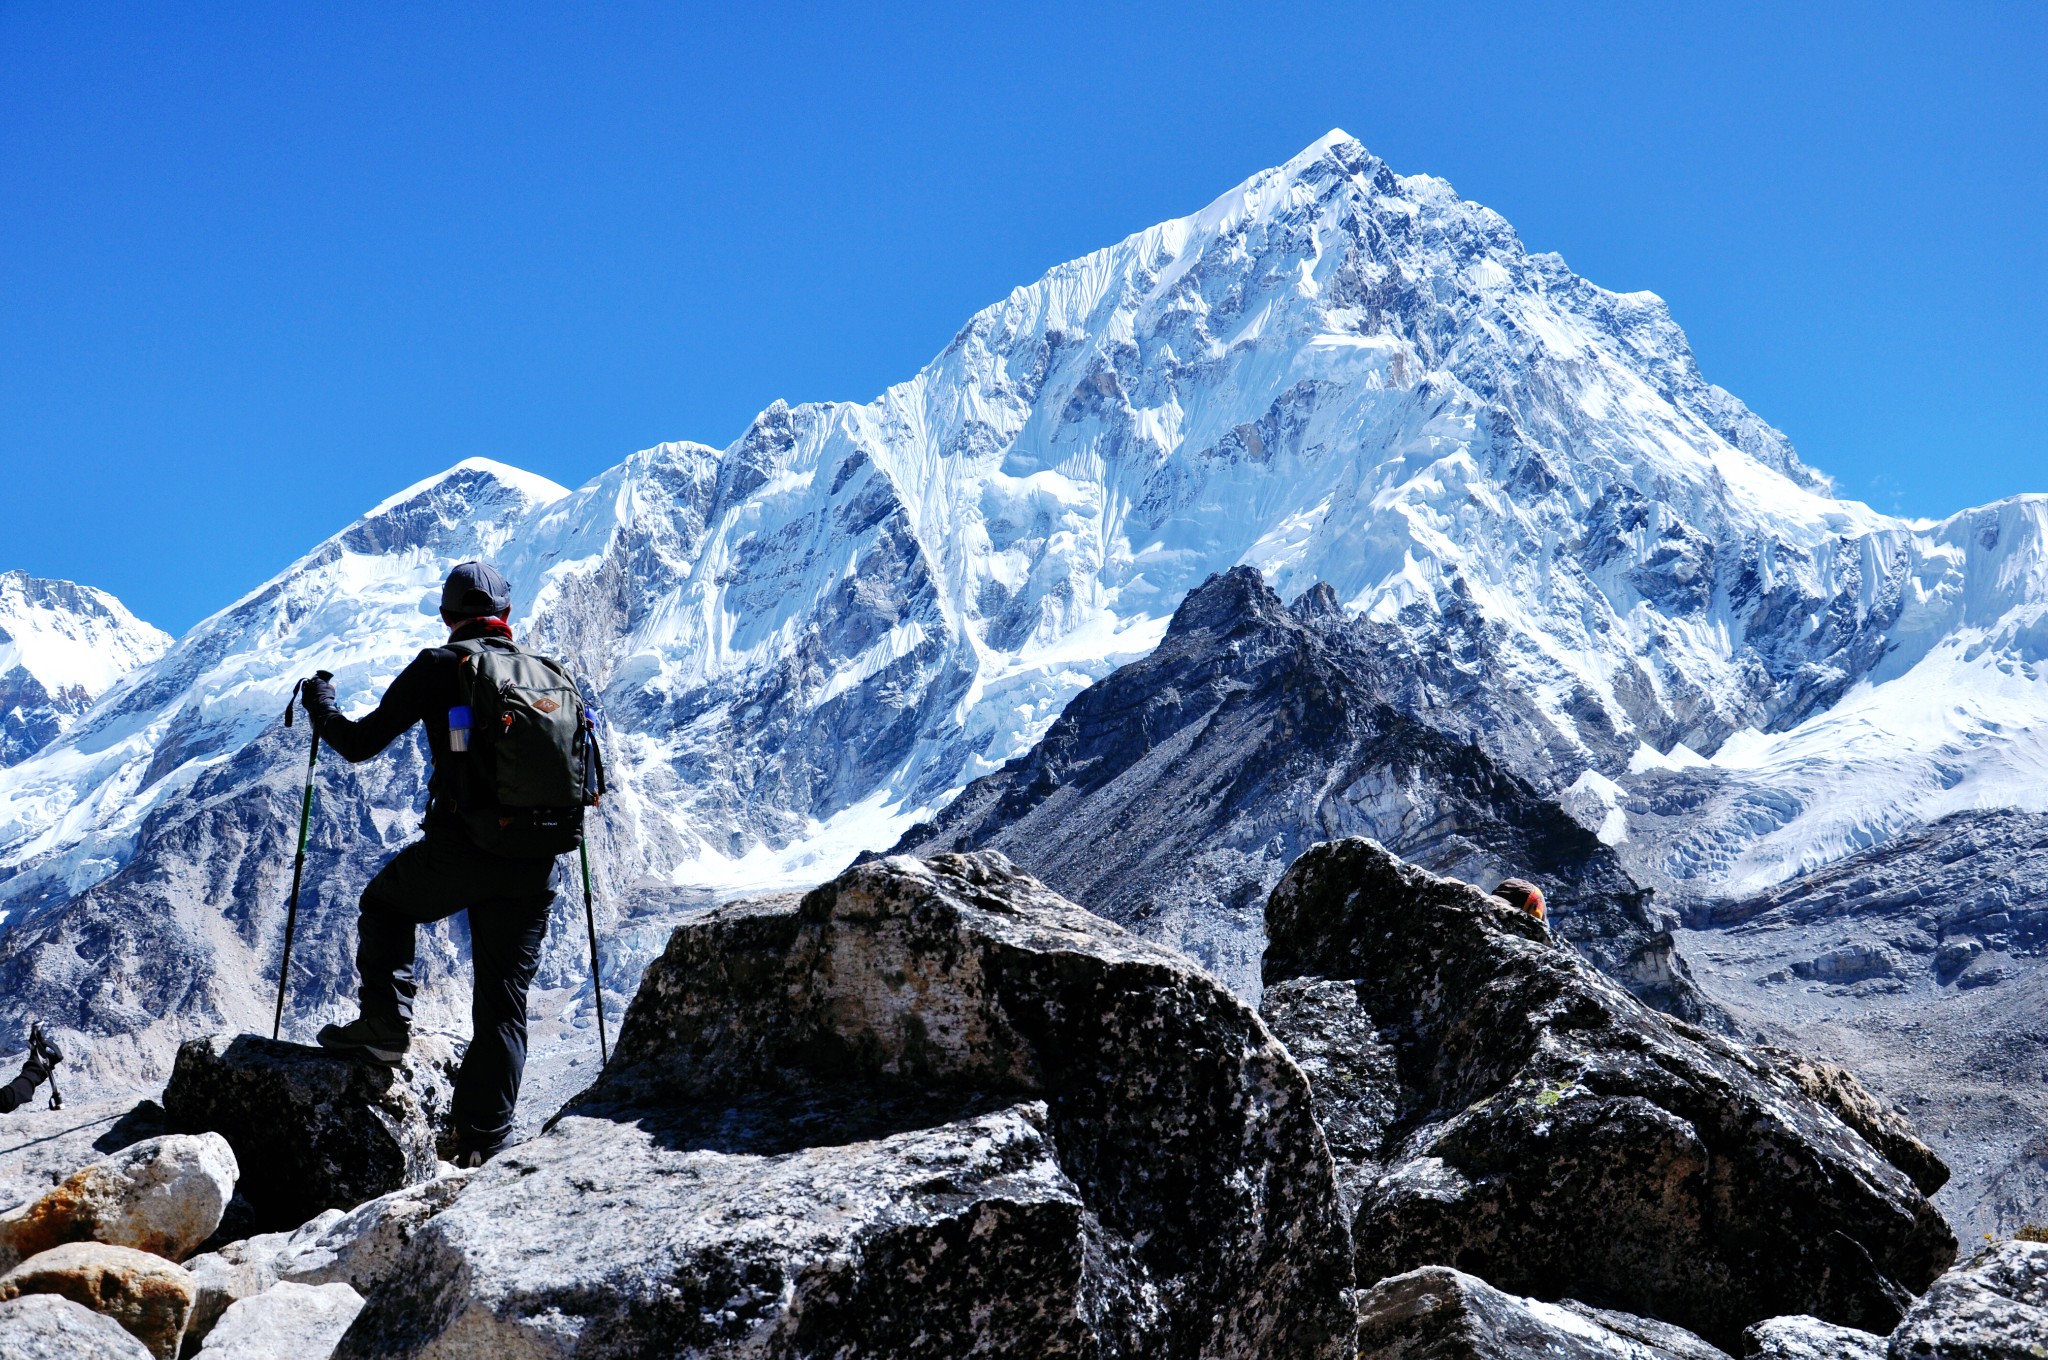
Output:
[3, 2, 2042, 634]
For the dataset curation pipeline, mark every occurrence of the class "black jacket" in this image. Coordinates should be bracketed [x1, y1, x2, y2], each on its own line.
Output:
[303, 619, 519, 838]
[0, 1057, 49, 1113]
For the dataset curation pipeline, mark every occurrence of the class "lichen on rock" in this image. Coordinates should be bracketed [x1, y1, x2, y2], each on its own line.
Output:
[1262, 836, 1957, 1351]
[1886, 1238, 2048, 1359]
[0, 1133, 237, 1271]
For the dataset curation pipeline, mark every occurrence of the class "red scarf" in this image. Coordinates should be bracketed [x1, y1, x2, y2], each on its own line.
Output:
[451, 615, 515, 644]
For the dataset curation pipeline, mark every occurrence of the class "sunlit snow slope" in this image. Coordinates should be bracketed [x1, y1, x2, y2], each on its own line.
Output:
[1648, 495, 2048, 893]
[0, 572, 171, 769]
[0, 132, 2043, 1079]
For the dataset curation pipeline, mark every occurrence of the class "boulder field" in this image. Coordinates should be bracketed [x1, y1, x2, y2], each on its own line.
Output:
[3, 842, 2039, 1358]
[338, 851, 1357, 1358]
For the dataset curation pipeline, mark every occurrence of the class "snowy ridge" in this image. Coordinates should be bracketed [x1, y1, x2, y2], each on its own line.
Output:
[0, 461, 566, 904]
[1, 130, 2043, 937]
[1656, 495, 2048, 892]
[0, 572, 171, 770]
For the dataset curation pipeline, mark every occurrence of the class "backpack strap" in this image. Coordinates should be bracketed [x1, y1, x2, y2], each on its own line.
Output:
[445, 636, 523, 660]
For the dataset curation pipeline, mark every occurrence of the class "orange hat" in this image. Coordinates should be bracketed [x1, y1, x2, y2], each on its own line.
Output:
[1494, 879, 1546, 921]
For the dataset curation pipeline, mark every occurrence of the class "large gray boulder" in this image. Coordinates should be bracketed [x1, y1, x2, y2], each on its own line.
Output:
[182, 1209, 345, 1344]
[162, 1033, 458, 1231]
[1355, 1266, 1733, 1359]
[274, 1171, 469, 1293]
[182, 1168, 471, 1344]
[1261, 838, 1956, 1351]
[1886, 1238, 2048, 1358]
[0, 1292, 154, 1360]
[198, 1280, 364, 1358]
[339, 851, 1356, 1359]
[340, 1102, 1108, 1358]
[0, 1133, 237, 1271]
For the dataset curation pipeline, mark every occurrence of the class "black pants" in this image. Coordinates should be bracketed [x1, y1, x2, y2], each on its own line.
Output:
[356, 833, 555, 1151]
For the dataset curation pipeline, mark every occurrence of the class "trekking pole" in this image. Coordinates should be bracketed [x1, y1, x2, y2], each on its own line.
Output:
[274, 672, 331, 1041]
[578, 713, 609, 1065]
[579, 839, 608, 1066]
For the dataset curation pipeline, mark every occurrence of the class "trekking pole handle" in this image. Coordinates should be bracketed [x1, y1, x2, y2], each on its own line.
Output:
[283, 671, 335, 729]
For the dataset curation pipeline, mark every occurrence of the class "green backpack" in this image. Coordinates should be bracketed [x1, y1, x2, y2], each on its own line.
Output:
[447, 638, 601, 857]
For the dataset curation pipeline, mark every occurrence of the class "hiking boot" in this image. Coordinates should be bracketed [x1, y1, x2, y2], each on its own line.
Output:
[316, 1013, 411, 1064]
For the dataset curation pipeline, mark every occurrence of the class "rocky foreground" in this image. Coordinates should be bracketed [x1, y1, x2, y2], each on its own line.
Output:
[0, 842, 2041, 1357]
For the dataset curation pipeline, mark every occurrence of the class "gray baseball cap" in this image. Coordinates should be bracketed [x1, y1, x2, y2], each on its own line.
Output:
[440, 560, 512, 619]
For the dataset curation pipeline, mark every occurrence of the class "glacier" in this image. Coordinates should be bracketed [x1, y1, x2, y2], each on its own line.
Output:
[0, 570, 171, 772]
[0, 130, 2043, 1085]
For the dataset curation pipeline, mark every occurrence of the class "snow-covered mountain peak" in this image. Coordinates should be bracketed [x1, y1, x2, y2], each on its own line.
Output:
[0, 572, 169, 699]
[363, 456, 572, 524]
[0, 572, 171, 768]
[2, 133, 2042, 944]
[0, 458, 569, 899]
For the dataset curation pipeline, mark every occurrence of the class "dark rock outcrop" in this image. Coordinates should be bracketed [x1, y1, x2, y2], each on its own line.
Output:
[1756, 1048, 1949, 1197]
[1886, 1238, 2048, 1358]
[895, 567, 1709, 1020]
[1263, 837, 1956, 1350]
[1355, 1266, 1733, 1359]
[1260, 975, 1400, 1220]
[162, 1034, 458, 1233]
[338, 851, 1355, 1359]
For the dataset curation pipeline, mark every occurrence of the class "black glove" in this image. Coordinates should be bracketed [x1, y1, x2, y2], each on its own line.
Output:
[28, 1023, 61, 1071]
[299, 674, 337, 721]
[15, 1038, 50, 1088]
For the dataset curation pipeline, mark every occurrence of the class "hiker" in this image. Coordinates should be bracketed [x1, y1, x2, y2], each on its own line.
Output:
[1494, 878, 1548, 927]
[298, 560, 593, 1167]
[0, 1026, 61, 1114]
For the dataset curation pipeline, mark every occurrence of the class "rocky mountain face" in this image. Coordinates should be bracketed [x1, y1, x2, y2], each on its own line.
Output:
[893, 565, 1706, 1019]
[7, 842, 2018, 1360]
[0, 572, 169, 771]
[1674, 809, 2048, 1241]
[1620, 494, 2048, 899]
